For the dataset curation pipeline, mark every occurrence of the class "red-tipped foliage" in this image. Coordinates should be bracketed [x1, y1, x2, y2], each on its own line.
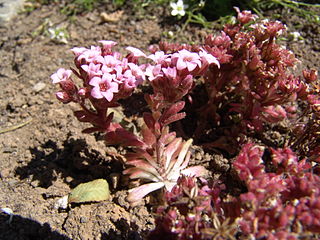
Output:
[51, 9, 320, 239]
[199, 8, 318, 135]
[233, 144, 320, 239]
[148, 177, 237, 240]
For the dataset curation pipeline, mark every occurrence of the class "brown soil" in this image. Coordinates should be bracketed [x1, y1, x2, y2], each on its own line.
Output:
[0, 3, 319, 240]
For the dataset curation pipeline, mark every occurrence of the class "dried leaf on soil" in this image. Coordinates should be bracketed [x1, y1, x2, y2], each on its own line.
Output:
[68, 179, 110, 204]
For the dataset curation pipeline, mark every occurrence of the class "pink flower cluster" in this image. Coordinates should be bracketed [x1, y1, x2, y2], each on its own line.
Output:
[51, 41, 146, 104]
[51, 41, 218, 204]
[146, 47, 219, 103]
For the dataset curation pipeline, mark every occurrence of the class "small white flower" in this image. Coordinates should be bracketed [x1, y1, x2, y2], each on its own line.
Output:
[170, 0, 188, 17]
[198, 0, 205, 8]
[290, 31, 303, 42]
[47, 27, 69, 44]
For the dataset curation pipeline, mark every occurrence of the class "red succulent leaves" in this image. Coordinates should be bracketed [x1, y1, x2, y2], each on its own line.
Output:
[233, 144, 320, 238]
[51, 8, 320, 239]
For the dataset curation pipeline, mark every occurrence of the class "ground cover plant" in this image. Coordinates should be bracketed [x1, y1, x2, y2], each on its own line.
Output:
[1, 0, 320, 239]
[51, 7, 320, 239]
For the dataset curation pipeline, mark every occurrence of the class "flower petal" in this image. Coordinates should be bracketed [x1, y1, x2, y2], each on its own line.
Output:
[91, 87, 103, 99]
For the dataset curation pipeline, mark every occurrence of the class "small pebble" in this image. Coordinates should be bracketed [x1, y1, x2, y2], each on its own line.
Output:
[2, 147, 17, 153]
[33, 82, 46, 93]
[7, 179, 18, 187]
[65, 176, 73, 183]
[80, 216, 88, 223]
[0, 168, 11, 178]
[30, 180, 40, 188]
[54, 195, 69, 210]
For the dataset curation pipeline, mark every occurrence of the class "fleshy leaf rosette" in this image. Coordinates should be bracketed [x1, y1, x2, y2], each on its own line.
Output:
[124, 135, 207, 204]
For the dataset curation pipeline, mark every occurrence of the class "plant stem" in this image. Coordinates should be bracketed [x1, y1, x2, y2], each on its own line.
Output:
[0, 118, 33, 134]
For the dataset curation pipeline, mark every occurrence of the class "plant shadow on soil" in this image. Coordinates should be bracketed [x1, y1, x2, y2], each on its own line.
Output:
[14, 137, 123, 189]
[100, 219, 144, 240]
[0, 214, 71, 240]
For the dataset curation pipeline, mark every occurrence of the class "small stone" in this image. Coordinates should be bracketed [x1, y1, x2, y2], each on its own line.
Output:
[17, 37, 32, 45]
[110, 173, 120, 189]
[80, 216, 87, 223]
[7, 179, 18, 187]
[69, 30, 79, 40]
[0, 168, 11, 178]
[2, 147, 17, 153]
[54, 195, 69, 210]
[100, 10, 123, 23]
[1, 207, 14, 223]
[33, 82, 46, 93]
[0, 0, 25, 26]
[65, 176, 73, 183]
[30, 180, 40, 188]
[195, 152, 202, 160]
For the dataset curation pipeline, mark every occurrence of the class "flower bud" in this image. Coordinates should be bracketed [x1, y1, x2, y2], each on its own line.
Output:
[56, 91, 72, 103]
[303, 69, 318, 83]
[60, 79, 77, 93]
[78, 88, 88, 98]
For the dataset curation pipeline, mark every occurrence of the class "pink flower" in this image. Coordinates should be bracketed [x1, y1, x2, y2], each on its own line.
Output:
[102, 55, 121, 73]
[51, 68, 72, 84]
[148, 51, 169, 64]
[55, 91, 72, 103]
[99, 40, 117, 55]
[77, 88, 88, 97]
[71, 47, 87, 57]
[77, 46, 103, 64]
[145, 64, 162, 81]
[126, 46, 146, 58]
[120, 69, 137, 89]
[162, 67, 177, 80]
[127, 62, 145, 85]
[126, 46, 146, 64]
[199, 50, 220, 68]
[172, 49, 202, 72]
[89, 73, 119, 101]
[81, 63, 102, 79]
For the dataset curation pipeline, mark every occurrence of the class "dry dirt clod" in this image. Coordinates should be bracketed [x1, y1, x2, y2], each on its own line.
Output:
[0, 168, 11, 178]
[100, 10, 124, 23]
[32, 82, 46, 93]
